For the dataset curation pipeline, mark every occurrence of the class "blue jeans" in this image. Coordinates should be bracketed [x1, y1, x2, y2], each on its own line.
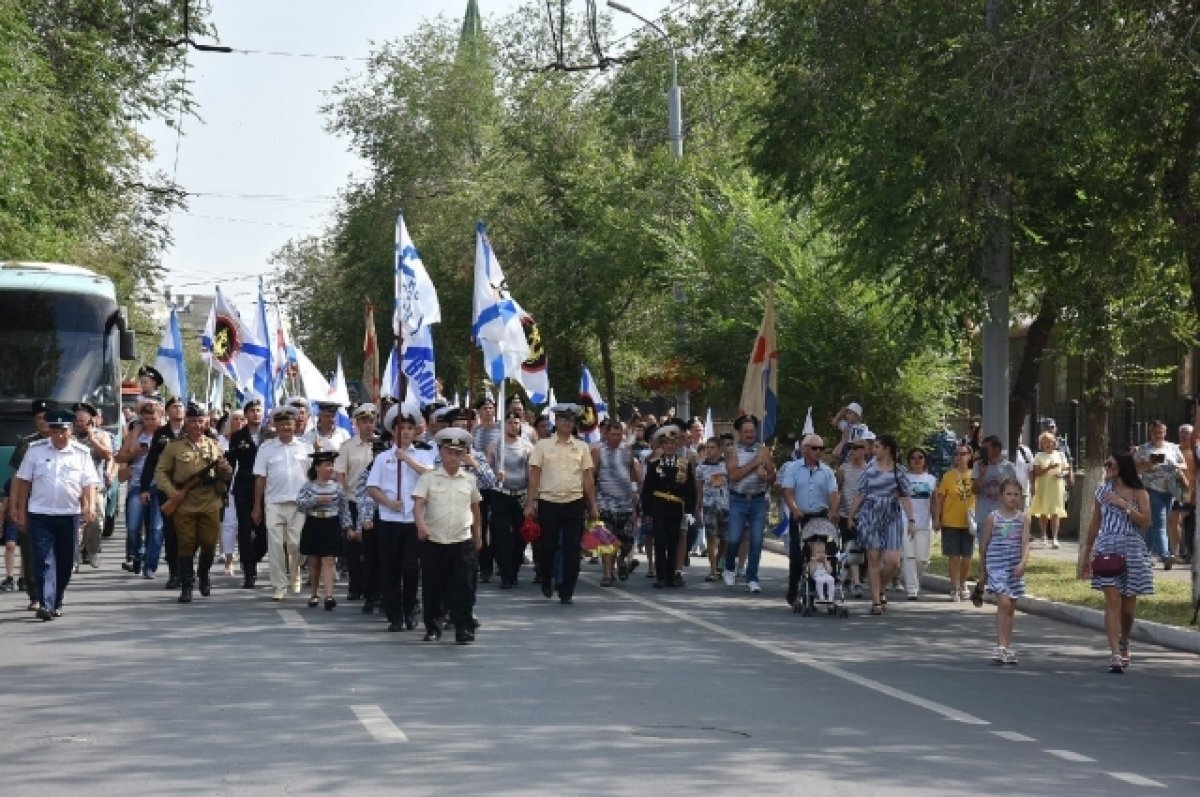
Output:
[1146, 488, 1172, 560]
[725, 494, 768, 582]
[125, 491, 164, 573]
[30, 513, 77, 611]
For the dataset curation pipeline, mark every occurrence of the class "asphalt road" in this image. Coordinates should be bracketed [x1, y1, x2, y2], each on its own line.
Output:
[3, 544, 1198, 796]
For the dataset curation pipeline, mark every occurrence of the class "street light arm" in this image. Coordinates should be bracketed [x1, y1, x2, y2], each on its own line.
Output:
[606, 0, 677, 83]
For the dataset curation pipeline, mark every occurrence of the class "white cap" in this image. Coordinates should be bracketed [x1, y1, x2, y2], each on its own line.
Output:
[845, 401, 863, 418]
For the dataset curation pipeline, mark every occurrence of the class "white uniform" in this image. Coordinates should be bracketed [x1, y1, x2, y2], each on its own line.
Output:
[366, 444, 437, 523]
[17, 439, 100, 515]
[253, 437, 314, 597]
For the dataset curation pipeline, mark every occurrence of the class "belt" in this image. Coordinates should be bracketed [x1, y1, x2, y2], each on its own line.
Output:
[309, 510, 339, 519]
[500, 488, 527, 500]
[730, 490, 766, 500]
[652, 490, 685, 505]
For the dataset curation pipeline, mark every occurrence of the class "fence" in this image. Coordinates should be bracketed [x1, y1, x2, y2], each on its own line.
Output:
[1038, 395, 1200, 464]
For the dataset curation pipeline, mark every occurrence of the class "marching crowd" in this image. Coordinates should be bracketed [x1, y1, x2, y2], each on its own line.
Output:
[1, 367, 1180, 668]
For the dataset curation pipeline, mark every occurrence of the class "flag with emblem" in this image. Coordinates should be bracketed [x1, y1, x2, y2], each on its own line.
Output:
[577, 365, 607, 444]
[394, 212, 441, 337]
[738, 292, 778, 441]
[472, 223, 530, 384]
[200, 287, 271, 393]
[516, 304, 549, 404]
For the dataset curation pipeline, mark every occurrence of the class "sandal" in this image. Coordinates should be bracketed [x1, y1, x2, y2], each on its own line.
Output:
[307, 596, 320, 607]
[1118, 638, 1131, 667]
[870, 603, 885, 616]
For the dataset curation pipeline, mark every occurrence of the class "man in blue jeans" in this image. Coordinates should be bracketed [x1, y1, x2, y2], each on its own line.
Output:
[12, 410, 99, 621]
[722, 415, 777, 593]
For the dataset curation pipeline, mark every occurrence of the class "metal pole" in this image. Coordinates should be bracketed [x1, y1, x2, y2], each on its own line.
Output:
[1123, 397, 1135, 452]
[607, 1, 687, 419]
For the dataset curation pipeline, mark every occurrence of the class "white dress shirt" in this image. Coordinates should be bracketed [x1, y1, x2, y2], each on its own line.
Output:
[253, 437, 314, 504]
[366, 444, 437, 523]
[16, 439, 101, 515]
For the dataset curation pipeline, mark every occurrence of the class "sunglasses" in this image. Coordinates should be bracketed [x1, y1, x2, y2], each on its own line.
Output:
[807, 445, 825, 451]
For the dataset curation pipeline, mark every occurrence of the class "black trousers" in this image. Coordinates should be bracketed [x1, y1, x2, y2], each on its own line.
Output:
[19, 530, 40, 602]
[536, 499, 585, 600]
[477, 489, 496, 578]
[490, 492, 525, 585]
[652, 510, 683, 584]
[234, 486, 268, 573]
[376, 520, 419, 623]
[421, 539, 476, 634]
[345, 502, 363, 596]
[788, 512, 827, 602]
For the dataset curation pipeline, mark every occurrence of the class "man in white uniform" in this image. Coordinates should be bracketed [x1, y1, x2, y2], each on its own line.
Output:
[252, 406, 314, 600]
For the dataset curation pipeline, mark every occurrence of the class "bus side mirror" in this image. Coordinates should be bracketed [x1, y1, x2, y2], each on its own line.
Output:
[120, 329, 137, 361]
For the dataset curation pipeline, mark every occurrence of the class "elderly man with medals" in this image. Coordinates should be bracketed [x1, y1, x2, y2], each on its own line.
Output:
[642, 420, 698, 589]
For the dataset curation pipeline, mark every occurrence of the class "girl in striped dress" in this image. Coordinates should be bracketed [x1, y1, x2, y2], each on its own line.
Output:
[1080, 453, 1153, 673]
[296, 451, 353, 610]
[979, 478, 1030, 665]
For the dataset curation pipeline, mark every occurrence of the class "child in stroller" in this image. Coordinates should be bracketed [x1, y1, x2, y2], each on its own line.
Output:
[793, 518, 850, 617]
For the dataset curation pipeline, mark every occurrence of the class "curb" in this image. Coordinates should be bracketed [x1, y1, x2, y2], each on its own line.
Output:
[917, 572, 1200, 657]
[765, 537, 1199, 656]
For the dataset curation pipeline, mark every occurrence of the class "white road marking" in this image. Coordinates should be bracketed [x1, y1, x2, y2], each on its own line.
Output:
[1045, 749, 1096, 763]
[991, 731, 1036, 742]
[276, 609, 307, 629]
[351, 705, 408, 743]
[1107, 772, 1167, 788]
[588, 578, 989, 726]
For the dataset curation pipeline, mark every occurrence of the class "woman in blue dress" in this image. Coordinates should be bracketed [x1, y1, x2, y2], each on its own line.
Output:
[979, 478, 1030, 665]
[1080, 453, 1153, 673]
[847, 434, 916, 615]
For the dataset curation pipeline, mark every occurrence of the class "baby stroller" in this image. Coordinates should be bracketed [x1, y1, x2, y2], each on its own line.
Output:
[792, 517, 850, 618]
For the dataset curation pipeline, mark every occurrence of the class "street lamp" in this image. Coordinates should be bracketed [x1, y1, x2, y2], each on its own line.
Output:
[607, 0, 689, 417]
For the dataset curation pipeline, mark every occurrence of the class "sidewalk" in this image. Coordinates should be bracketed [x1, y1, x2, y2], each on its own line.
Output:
[1027, 538, 1194, 584]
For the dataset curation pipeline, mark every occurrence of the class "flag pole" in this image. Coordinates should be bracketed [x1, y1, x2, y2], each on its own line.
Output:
[497, 378, 505, 487]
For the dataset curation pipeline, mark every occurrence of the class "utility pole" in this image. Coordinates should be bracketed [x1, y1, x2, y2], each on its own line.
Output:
[981, 0, 1010, 450]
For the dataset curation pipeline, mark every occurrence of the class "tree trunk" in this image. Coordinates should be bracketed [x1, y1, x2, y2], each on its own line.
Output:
[1074, 349, 1112, 567]
[1007, 291, 1058, 454]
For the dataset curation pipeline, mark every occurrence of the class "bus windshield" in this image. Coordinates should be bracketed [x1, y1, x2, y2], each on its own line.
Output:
[0, 290, 120, 444]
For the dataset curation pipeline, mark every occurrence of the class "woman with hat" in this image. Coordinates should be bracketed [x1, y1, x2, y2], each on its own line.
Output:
[296, 450, 352, 610]
[642, 421, 697, 589]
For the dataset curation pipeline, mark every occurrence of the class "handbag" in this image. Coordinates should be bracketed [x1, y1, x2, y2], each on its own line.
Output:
[1091, 552, 1126, 578]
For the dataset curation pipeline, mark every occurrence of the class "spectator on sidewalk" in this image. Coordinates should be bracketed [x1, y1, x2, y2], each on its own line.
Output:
[934, 442, 976, 601]
[1169, 423, 1195, 564]
[902, 447, 936, 600]
[1134, 420, 1186, 569]
[1030, 431, 1070, 548]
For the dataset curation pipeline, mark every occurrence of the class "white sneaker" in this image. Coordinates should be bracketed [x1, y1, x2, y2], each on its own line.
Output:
[1004, 648, 1019, 665]
[991, 645, 1007, 664]
[291, 580, 302, 594]
[748, 580, 761, 594]
[1050, 540, 1060, 549]
[273, 590, 286, 601]
[950, 589, 961, 602]
[722, 570, 736, 587]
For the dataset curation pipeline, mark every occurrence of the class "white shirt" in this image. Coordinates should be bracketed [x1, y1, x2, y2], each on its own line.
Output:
[253, 437, 314, 504]
[16, 439, 101, 515]
[366, 444, 437, 523]
[303, 425, 350, 453]
[903, 472, 938, 529]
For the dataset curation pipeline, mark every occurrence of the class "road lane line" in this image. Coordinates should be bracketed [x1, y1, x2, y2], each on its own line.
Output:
[1045, 749, 1096, 763]
[588, 578, 989, 726]
[351, 705, 408, 743]
[991, 731, 1036, 742]
[277, 609, 307, 629]
[1107, 772, 1166, 788]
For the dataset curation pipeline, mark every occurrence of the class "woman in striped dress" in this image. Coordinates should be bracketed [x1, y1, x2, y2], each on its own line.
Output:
[847, 434, 916, 615]
[1080, 453, 1153, 673]
[980, 479, 1030, 665]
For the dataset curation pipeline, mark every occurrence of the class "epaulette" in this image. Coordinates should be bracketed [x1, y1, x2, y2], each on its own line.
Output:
[68, 440, 91, 454]
[27, 437, 50, 449]
[413, 441, 433, 451]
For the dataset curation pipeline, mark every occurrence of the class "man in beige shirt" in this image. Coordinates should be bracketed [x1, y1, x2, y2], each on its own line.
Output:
[525, 404, 599, 605]
[412, 428, 482, 644]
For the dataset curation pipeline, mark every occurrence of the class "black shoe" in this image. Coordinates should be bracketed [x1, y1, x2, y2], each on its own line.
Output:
[242, 576, 254, 589]
[178, 587, 192, 604]
[560, 596, 573, 605]
[347, 592, 361, 601]
[671, 572, 685, 588]
[404, 613, 416, 630]
[479, 574, 491, 584]
[121, 561, 134, 573]
[652, 581, 665, 589]
[455, 629, 475, 644]
[0, 576, 13, 592]
[36, 606, 54, 621]
[165, 577, 179, 590]
[133, 560, 142, 574]
[423, 629, 441, 642]
[541, 581, 553, 598]
[198, 577, 211, 597]
[387, 621, 405, 632]
[18, 577, 27, 590]
[362, 602, 375, 615]
[325, 598, 336, 611]
[470, 617, 481, 631]
[500, 580, 513, 589]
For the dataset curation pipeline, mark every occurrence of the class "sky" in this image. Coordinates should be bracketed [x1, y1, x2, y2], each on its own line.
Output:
[142, 0, 669, 309]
